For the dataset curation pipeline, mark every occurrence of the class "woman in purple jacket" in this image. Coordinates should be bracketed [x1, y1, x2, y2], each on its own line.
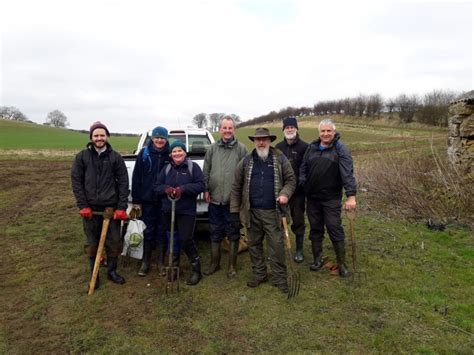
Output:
[154, 141, 205, 285]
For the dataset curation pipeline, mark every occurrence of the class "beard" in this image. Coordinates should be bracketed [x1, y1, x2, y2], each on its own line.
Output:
[284, 132, 297, 140]
[256, 146, 269, 161]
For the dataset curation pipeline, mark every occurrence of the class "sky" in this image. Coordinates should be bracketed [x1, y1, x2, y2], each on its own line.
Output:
[0, 0, 472, 133]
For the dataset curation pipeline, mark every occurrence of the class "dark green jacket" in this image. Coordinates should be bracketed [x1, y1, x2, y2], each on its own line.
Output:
[230, 147, 296, 227]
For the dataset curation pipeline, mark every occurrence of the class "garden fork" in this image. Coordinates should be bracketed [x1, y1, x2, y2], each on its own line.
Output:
[279, 205, 301, 299]
[163, 196, 180, 294]
[346, 209, 367, 283]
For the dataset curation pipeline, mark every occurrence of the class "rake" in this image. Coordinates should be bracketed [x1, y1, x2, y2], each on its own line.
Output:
[163, 196, 180, 294]
[279, 206, 301, 299]
[346, 209, 367, 283]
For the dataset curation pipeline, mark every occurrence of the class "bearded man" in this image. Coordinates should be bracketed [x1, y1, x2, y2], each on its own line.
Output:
[275, 117, 309, 263]
[230, 127, 296, 294]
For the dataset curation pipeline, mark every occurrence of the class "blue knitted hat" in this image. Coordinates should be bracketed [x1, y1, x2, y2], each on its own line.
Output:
[169, 140, 187, 153]
[151, 126, 169, 139]
[282, 116, 298, 130]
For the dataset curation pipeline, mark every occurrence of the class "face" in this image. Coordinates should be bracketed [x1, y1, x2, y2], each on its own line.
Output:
[171, 147, 186, 164]
[254, 137, 271, 150]
[152, 137, 167, 149]
[283, 125, 297, 140]
[219, 119, 235, 142]
[319, 124, 336, 146]
[91, 128, 108, 149]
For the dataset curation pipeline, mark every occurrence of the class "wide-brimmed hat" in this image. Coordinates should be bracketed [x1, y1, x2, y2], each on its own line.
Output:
[248, 127, 277, 142]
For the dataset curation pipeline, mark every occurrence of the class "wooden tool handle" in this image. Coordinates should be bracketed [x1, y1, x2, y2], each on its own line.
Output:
[282, 217, 292, 250]
[88, 208, 113, 296]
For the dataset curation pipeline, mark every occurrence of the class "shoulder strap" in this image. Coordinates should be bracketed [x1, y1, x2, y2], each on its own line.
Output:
[165, 160, 194, 177]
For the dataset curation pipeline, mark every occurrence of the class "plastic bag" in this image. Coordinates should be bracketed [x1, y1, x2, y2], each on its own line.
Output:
[122, 219, 146, 260]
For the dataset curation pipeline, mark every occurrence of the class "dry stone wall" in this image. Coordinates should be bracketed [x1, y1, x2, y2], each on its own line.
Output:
[448, 90, 474, 174]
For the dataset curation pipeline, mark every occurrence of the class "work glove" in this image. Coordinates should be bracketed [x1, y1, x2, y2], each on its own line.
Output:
[230, 213, 242, 231]
[79, 207, 93, 219]
[113, 209, 128, 220]
[173, 186, 184, 199]
[164, 186, 174, 196]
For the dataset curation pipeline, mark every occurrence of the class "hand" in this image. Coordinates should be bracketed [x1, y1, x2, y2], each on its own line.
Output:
[113, 209, 128, 220]
[204, 191, 211, 203]
[79, 207, 93, 219]
[230, 213, 242, 231]
[132, 204, 141, 211]
[343, 196, 356, 211]
[164, 186, 174, 196]
[173, 186, 183, 199]
[276, 195, 289, 205]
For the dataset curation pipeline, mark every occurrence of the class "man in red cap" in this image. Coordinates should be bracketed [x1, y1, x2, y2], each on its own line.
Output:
[71, 121, 129, 290]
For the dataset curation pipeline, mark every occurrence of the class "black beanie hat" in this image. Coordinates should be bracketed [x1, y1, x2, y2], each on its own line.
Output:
[282, 116, 298, 130]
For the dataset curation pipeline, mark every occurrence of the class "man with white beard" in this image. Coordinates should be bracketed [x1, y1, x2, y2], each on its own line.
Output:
[276, 117, 309, 263]
[230, 127, 296, 294]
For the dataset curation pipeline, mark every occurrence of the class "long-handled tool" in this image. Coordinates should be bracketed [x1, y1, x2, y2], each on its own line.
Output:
[346, 209, 366, 282]
[164, 196, 180, 294]
[279, 205, 301, 299]
[88, 207, 114, 296]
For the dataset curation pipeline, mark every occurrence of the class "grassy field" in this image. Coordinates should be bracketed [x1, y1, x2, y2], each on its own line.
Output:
[0, 118, 472, 353]
[0, 120, 137, 155]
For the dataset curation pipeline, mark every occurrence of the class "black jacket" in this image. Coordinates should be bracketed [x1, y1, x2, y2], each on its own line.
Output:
[71, 142, 129, 210]
[299, 133, 356, 200]
[275, 135, 308, 193]
[132, 141, 170, 205]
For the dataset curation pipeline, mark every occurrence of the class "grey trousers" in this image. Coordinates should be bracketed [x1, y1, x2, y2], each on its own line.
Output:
[248, 208, 287, 287]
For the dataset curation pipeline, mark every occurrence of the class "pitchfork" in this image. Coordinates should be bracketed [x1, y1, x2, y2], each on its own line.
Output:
[279, 205, 301, 299]
[163, 196, 180, 294]
[346, 209, 367, 283]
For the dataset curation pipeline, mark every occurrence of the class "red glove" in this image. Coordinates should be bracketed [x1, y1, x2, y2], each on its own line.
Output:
[164, 186, 174, 196]
[113, 209, 128, 220]
[173, 186, 183, 199]
[80, 207, 93, 219]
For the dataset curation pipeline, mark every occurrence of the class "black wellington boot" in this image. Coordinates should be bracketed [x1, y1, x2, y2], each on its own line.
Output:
[186, 257, 202, 286]
[333, 241, 349, 278]
[203, 242, 221, 276]
[138, 241, 152, 276]
[88, 257, 100, 291]
[294, 234, 305, 263]
[309, 239, 324, 271]
[227, 240, 239, 279]
[107, 257, 126, 284]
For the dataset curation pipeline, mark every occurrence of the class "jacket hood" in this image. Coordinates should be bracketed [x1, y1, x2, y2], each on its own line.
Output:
[312, 132, 341, 148]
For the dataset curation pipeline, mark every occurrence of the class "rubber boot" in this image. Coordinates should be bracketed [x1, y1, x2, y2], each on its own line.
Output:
[309, 239, 324, 271]
[186, 257, 202, 286]
[333, 241, 349, 278]
[203, 242, 221, 276]
[227, 240, 239, 279]
[294, 234, 304, 263]
[138, 241, 152, 276]
[107, 257, 126, 284]
[88, 257, 100, 290]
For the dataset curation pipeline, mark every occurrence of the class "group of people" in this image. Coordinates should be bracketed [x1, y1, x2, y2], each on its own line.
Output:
[71, 115, 357, 294]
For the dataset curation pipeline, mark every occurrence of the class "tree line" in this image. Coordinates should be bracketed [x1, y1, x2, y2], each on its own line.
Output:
[0, 107, 69, 128]
[192, 113, 241, 131]
[238, 89, 463, 128]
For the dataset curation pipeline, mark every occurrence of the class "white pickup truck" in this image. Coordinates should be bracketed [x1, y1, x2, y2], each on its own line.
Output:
[123, 128, 215, 222]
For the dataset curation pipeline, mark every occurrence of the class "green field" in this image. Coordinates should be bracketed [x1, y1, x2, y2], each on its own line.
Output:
[0, 119, 137, 153]
[0, 118, 472, 353]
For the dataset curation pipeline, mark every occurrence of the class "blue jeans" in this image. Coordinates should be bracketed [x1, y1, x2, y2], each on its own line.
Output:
[208, 203, 240, 243]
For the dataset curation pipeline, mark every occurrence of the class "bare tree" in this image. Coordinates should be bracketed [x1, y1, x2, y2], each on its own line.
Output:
[395, 94, 419, 123]
[366, 94, 384, 118]
[0, 106, 28, 121]
[192, 113, 208, 128]
[416, 89, 458, 126]
[209, 113, 224, 132]
[46, 110, 69, 128]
